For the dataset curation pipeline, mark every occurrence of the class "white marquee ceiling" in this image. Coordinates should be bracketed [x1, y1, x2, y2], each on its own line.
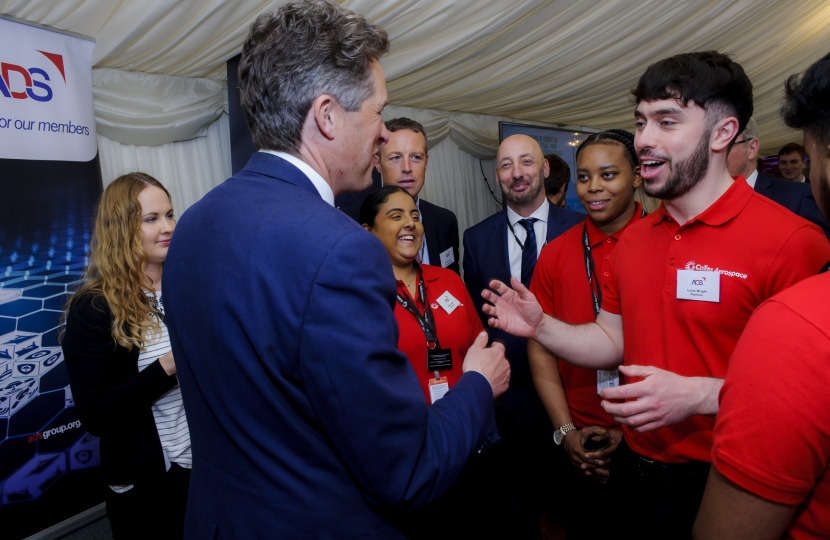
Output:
[3, 0, 829, 155]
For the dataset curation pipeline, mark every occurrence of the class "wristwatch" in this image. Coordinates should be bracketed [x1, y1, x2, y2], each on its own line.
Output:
[553, 423, 576, 445]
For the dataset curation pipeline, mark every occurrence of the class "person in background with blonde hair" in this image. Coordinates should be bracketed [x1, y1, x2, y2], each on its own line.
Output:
[62, 172, 191, 540]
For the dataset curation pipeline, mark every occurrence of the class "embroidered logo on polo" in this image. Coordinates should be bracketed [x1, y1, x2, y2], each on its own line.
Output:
[684, 260, 747, 279]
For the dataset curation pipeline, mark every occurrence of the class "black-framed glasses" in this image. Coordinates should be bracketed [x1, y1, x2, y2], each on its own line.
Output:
[734, 138, 755, 145]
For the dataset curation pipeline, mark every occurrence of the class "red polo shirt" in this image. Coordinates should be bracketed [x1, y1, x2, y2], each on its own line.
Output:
[531, 203, 644, 429]
[602, 177, 830, 463]
[713, 273, 830, 540]
[395, 264, 484, 403]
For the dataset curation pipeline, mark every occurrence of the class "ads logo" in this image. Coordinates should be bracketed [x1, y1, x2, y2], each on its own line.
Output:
[691, 278, 706, 286]
[0, 50, 64, 102]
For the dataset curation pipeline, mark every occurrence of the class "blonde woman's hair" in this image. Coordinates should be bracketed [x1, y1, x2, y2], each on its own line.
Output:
[66, 172, 171, 351]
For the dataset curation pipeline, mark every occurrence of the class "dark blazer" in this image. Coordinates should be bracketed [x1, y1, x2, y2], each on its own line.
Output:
[755, 172, 830, 238]
[62, 293, 178, 484]
[162, 152, 498, 540]
[462, 203, 585, 427]
[419, 198, 460, 274]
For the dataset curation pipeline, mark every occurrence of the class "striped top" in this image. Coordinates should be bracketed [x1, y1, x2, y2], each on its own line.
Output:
[110, 290, 191, 493]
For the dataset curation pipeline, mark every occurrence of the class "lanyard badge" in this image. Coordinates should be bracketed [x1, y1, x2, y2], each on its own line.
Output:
[395, 264, 453, 373]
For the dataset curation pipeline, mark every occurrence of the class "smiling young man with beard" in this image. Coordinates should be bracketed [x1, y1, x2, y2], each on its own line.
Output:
[479, 51, 830, 538]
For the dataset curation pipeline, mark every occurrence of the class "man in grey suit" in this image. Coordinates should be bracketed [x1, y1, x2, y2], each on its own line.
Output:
[727, 118, 829, 237]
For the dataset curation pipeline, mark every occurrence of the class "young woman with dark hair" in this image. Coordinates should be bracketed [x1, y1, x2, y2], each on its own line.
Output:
[361, 185, 483, 404]
[528, 129, 643, 540]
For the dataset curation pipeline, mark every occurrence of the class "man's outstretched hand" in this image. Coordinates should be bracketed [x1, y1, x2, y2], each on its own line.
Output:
[462, 332, 510, 397]
[481, 277, 545, 340]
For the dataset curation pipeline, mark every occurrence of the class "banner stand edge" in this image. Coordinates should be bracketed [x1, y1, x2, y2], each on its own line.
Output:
[0, 14, 96, 42]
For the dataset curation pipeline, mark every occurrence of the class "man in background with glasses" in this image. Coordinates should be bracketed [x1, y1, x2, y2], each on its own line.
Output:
[727, 117, 829, 237]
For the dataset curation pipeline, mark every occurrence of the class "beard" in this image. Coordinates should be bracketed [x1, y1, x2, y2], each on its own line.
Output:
[501, 173, 544, 206]
[643, 130, 710, 200]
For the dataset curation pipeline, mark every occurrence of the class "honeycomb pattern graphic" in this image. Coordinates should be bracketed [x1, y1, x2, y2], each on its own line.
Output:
[0, 221, 100, 505]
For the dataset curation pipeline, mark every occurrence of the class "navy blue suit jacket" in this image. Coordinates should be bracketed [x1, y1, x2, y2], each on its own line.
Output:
[462, 203, 585, 427]
[419, 199, 460, 274]
[163, 152, 498, 539]
[755, 172, 830, 238]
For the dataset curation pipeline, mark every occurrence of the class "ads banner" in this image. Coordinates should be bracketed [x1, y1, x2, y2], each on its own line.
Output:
[0, 17, 105, 539]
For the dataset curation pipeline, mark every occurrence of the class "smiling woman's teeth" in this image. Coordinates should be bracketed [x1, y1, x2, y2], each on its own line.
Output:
[399, 235, 414, 241]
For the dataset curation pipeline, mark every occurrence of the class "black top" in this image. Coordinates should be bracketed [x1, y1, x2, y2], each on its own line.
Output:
[62, 292, 179, 485]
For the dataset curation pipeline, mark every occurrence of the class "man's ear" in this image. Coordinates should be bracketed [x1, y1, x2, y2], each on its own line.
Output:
[748, 139, 760, 161]
[632, 166, 643, 189]
[373, 153, 382, 176]
[312, 94, 337, 140]
[711, 116, 739, 152]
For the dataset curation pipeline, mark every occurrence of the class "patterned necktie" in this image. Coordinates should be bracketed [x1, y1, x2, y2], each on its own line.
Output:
[518, 218, 539, 289]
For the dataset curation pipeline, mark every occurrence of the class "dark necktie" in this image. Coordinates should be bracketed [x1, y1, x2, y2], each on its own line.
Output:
[518, 218, 539, 289]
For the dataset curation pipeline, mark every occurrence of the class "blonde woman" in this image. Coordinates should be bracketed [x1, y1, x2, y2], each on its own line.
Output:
[62, 173, 191, 540]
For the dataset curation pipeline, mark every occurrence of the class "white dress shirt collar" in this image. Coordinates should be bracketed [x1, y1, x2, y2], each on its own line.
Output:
[414, 196, 430, 265]
[259, 150, 335, 206]
[745, 169, 758, 189]
[505, 198, 550, 280]
[506, 197, 550, 227]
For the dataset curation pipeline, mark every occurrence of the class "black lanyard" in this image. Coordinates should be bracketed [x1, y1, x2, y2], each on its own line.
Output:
[395, 263, 440, 350]
[507, 214, 547, 250]
[583, 207, 647, 318]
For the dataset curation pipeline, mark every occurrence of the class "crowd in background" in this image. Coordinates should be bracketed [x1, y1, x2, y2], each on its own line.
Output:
[58, 1, 830, 540]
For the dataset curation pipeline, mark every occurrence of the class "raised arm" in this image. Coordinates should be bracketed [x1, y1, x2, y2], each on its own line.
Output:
[300, 231, 506, 509]
[481, 277, 624, 370]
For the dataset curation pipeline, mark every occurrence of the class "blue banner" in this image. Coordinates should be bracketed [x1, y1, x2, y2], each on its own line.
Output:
[0, 17, 104, 539]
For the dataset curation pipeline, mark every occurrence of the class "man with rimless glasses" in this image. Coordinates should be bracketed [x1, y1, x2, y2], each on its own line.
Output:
[726, 117, 829, 237]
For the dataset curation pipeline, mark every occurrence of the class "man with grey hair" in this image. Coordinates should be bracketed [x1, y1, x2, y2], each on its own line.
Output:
[162, 2, 509, 538]
[727, 118, 829, 236]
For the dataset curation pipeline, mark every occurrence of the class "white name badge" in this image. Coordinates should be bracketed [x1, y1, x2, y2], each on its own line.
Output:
[429, 376, 449, 404]
[597, 369, 619, 395]
[436, 291, 461, 314]
[439, 248, 455, 268]
[676, 269, 720, 302]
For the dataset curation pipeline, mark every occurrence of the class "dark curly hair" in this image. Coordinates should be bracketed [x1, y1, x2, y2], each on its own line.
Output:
[782, 51, 830, 148]
[632, 51, 753, 146]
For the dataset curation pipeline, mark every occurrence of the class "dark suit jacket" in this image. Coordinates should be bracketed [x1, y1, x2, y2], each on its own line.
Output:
[162, 152, 498, 540]
[462, 203, 585, 428]
[62, 293, 178, 485]
[755, 173, 830, 238]
[419, 199, 460, 274]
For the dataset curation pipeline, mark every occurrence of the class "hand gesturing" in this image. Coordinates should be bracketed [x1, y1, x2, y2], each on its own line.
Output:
[480, 277, 545, 340]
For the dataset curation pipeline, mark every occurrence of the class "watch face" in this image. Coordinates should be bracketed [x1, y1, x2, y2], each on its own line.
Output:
[554, 430, 562, 445]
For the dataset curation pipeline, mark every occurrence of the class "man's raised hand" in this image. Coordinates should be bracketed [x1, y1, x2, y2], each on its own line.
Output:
[481, 277, 545, 339]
